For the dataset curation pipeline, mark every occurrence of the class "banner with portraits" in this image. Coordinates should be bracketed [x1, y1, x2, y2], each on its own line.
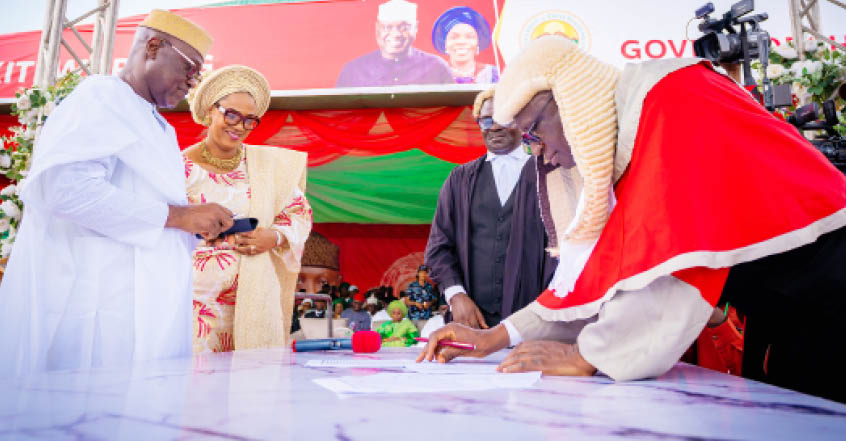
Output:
[1, 0, 845, 99]
[0, 0, 502, 99]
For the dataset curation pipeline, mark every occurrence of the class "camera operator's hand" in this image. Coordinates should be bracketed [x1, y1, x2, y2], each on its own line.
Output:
[449, 293, 488, 329]
[166, 203, 233, 240]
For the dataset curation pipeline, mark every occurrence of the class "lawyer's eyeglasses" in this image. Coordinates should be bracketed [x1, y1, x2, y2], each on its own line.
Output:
[477, 116, 495, 131]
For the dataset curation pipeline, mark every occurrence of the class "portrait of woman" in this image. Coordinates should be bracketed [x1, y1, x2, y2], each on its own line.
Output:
[185, 65, 312, 353]
[431, 6, 498, 84]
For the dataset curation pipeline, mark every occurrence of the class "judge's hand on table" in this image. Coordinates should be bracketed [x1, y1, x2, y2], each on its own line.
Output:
[166, 203, 233, 240]
[449, 293, 489, 329]
[497, 341, 596, 376]
[415, 322, 509, 364]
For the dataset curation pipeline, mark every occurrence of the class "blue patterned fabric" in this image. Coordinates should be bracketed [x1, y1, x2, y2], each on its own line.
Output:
[406, 280, 436, 319]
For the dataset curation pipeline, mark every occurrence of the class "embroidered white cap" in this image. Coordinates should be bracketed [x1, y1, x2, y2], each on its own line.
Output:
[377, 0, 417, 23]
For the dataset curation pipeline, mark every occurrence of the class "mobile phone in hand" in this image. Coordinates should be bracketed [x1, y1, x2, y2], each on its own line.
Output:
[196, 217, 258, 239]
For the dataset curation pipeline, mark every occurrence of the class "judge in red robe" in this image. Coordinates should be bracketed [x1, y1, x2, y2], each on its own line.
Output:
[418, 36, 846, 403]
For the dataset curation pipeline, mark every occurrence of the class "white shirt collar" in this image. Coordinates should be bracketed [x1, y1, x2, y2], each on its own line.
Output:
[485, 145, 530, 162]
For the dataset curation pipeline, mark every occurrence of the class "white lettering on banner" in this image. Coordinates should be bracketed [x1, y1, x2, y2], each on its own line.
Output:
[16, 61, 34, 83]
[0, 53, 218, 88]
[4, 62, 13, 83]
[202, 54, 214, 74]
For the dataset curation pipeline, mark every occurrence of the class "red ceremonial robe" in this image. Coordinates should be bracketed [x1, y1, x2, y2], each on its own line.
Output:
[536, 63, 846, 319]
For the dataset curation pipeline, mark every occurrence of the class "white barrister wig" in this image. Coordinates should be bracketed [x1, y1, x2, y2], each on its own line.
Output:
[494, 36, 620, 244]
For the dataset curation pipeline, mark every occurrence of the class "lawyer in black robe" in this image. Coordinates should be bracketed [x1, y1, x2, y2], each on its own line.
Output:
[425, 154, 557, 326]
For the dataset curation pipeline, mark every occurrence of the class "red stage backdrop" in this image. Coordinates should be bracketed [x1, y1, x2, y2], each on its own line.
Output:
[0, 0, 503, 98]
[161, 107, 484, 166]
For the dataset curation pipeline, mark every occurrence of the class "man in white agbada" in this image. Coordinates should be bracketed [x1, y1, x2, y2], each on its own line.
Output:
[0, 10, 234, 376]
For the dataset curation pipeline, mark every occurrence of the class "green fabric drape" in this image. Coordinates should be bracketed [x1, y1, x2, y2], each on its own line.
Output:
[306, 149, 461, 224]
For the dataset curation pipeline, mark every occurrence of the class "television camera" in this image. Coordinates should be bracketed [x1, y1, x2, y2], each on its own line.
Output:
[693, 0, 792, 110]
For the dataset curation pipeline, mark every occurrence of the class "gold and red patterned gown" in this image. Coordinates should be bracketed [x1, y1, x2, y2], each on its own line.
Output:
[184, 154, 312, 353]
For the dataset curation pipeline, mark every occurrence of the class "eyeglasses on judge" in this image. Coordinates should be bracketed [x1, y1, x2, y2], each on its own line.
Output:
[515, 94, 555, 145]
[522, 121, 542, 144]
[216, 104, 261, 130]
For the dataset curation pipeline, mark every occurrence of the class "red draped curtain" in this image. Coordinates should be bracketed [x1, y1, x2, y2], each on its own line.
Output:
[164, 106, 484, 166]
[2, 107, 485, 167]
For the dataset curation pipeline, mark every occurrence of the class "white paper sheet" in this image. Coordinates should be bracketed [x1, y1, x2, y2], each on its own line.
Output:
[313, 371, 541, 394]
[305, 359, 409, 369]
[304, 359, 500, 375]
[405, 362, 500, 375]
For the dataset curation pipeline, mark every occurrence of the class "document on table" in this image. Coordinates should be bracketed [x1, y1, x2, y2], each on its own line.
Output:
[305, 359, 410, 369]
[313, 371, 541, 394]
[406, 362, 499, 374]
[309, 359, 541, 394]
[305, 359, 499, 374]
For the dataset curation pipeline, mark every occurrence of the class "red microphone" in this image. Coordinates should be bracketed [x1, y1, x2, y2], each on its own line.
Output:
[291, 330, 381, 353]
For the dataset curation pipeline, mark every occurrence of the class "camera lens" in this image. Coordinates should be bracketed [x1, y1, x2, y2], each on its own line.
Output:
[694, 33, 740, 62]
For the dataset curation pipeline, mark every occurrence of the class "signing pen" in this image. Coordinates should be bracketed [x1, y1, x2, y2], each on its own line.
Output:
[414, 337, 476, 350]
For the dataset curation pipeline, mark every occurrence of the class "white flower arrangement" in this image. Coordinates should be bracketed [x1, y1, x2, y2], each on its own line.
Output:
[754, 39, 846, 135]
[0, 190, 23, 259]
[0, 72, 81, 260]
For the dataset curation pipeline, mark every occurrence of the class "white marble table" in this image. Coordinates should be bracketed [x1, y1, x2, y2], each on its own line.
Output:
[1, 347, 845, 440]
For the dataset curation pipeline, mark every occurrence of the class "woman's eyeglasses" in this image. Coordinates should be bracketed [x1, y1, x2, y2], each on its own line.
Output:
[216, 104, 261, 130]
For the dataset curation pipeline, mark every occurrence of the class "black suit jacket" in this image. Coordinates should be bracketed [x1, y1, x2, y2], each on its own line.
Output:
[424, 155, 557, 318]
